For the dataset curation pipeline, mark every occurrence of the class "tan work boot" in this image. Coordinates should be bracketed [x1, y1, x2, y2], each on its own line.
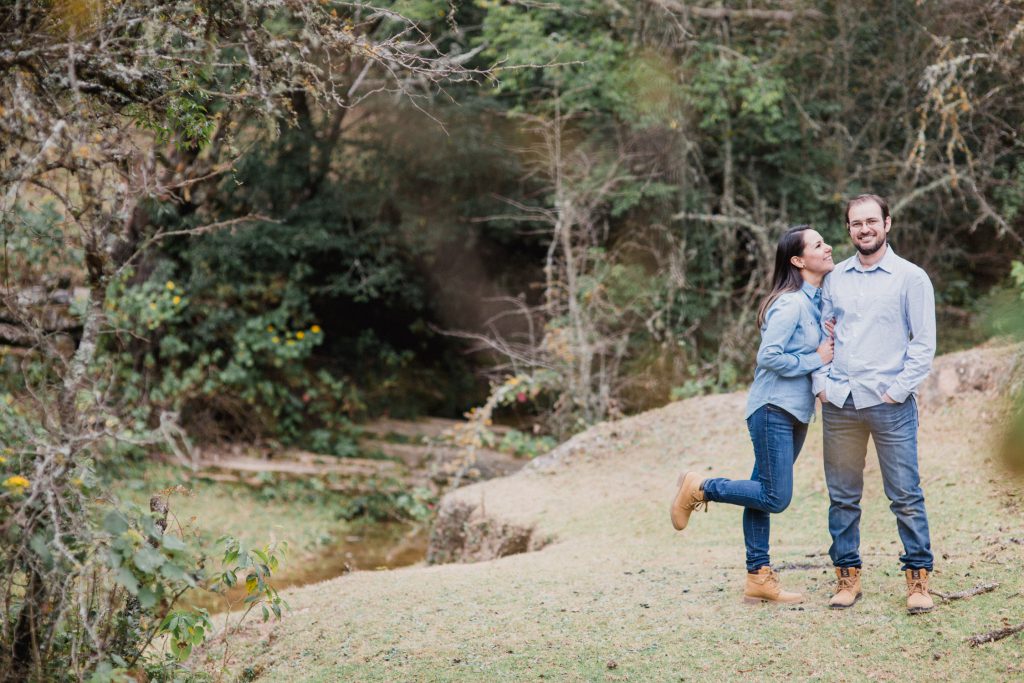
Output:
[669, 471, 707, 531]
[743, 566, 805, 605]
[828, 567, 862, 609]
[906, 568, 934, 614]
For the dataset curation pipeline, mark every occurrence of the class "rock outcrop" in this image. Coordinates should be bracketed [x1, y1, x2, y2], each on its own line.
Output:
[426, 499, 545, 564]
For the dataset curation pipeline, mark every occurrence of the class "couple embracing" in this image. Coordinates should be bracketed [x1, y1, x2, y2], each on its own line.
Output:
[671, 193, 936, 614]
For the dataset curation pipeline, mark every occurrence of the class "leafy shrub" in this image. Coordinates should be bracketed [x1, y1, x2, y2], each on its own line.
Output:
[1, 466, 286, 680]
[498, 429, 557, 459]
[102, 263, 360, 453]
[337, 487, 436, 522]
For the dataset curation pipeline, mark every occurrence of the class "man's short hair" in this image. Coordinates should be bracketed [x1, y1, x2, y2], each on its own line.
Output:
[845, 194, 890, 224]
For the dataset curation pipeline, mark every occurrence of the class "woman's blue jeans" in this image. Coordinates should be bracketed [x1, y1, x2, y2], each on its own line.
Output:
[701, 404, 807, 572]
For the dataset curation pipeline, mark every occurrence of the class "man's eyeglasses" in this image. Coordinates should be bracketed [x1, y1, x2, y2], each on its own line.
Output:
[849, 217, 883, 230]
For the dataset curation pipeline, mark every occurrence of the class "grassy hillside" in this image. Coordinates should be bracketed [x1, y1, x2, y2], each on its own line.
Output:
[195, 344, 1024, 682]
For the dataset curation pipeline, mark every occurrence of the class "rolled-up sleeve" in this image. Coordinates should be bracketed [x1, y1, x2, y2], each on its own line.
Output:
[885, 269, 936, 402]
[811, 276, 834, 395]
[757, 296, 824, 378]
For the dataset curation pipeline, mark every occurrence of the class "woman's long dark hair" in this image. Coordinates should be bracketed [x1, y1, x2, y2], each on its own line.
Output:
[757, 225, 813, 328]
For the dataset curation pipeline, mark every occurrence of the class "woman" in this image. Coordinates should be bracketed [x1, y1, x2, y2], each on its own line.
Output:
[670, 225, 834, 605]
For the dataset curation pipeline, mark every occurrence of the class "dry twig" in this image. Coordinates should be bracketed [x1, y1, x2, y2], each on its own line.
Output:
[932, 582, 999, 601]
[967, 622, 1024, 647]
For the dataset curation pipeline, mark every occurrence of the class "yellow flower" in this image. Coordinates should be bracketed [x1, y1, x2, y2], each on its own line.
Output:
[0, 456, 6, 464]
[267, 325, 275, 332]
[286, 340, 295, 346]
[3, 475, 29, 491]
[271, 336, 280, 344]
[149, 302, 157, 310]
[172, 295, 181, 305]
[296, 331, 305, 340]
[311, 325, 321, 334]
[166, 281, 175, 290]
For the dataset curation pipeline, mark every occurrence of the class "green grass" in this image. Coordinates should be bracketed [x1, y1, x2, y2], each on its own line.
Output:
[193, 367, 1024, 682]
[117, 464, 430, 615]
[118, 463, 345, 553]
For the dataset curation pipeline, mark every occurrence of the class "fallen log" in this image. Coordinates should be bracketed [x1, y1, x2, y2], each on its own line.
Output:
[193, 470, 419, 495]
[196, 455, 401, 478]
[357, 439, 518, 473]
[362, 416, 512, 441]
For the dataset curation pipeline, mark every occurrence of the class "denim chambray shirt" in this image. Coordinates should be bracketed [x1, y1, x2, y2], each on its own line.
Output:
[745, 281, 826, 423]
[811, 247, 936, 409]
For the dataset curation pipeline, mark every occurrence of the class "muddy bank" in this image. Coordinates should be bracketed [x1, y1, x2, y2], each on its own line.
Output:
[187, 522, 429, 613]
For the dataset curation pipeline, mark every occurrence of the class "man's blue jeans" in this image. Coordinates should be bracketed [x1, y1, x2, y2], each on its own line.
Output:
[822, 395, 933, 571]
[701, 404, 807, 572]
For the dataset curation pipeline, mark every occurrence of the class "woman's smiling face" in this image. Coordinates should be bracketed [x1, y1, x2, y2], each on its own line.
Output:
[794, 229, 834, 276]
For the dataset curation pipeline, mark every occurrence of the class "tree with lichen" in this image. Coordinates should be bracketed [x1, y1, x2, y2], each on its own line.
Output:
[0, 1, 483, 678]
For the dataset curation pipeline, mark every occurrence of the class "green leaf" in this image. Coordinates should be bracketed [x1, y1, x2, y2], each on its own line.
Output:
[133, 546, 165, 574]
[160, 562, 187, 582]
[158, 612, 178, 632]
[161, 534, 187, 552]
[116, 566, 139, 594]
[103, 510, 129, 535]
[138, 586, 157, 609]
[29, 533, 53, 565]
[172, 640, 192, 661]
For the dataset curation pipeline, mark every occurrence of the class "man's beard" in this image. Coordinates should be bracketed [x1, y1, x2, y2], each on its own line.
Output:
[855, 237, 886, 256]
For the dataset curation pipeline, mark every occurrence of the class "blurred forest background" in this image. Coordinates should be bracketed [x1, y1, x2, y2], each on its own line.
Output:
[2, 0, 1023, 679]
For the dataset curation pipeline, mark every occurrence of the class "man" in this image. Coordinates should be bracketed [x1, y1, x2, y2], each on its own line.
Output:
[812, 194, 937, 614]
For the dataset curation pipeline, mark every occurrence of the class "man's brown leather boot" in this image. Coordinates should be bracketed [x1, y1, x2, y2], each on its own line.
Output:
[669, 471, 707, 531]
[743, 566, 804, 605]
[906, 568, 934, 614]
[828, 566, 862, 609]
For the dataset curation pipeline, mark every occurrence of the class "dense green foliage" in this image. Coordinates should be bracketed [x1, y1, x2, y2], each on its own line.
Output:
[131, 0, 1024, 440]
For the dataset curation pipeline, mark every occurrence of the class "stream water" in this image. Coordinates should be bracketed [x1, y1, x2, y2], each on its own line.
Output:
[187, 521, 430, 613]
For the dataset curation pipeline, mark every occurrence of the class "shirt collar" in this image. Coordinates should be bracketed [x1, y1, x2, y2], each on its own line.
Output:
[800, 280, 821, 301]
[845, 244, 897, 273]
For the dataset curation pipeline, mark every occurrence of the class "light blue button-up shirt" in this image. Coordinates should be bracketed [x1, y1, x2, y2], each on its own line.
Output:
[812, 247, 936, 409]
[745, 281, 826, 423]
